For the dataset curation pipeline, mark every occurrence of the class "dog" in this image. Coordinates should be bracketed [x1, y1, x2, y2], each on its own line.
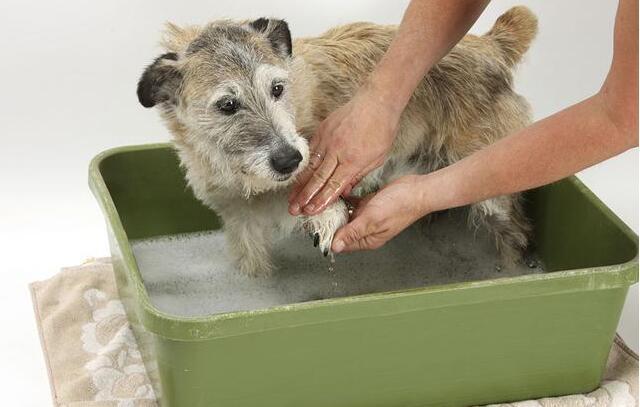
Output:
[137, 7, 537, 276]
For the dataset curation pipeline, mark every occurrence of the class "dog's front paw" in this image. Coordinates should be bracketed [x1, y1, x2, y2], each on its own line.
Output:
[303, 199, 349, 256]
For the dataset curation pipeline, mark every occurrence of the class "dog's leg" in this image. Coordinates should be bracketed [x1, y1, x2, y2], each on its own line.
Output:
[301, 199, 349, 256]
[469, 194, 531, 266]
[224, 215, 274, 277]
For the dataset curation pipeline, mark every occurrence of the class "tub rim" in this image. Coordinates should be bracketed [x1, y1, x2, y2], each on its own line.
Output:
[89, 143, 639, 341]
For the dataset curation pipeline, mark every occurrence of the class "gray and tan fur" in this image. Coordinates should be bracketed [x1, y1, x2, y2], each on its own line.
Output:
[137, 7, 537, 276]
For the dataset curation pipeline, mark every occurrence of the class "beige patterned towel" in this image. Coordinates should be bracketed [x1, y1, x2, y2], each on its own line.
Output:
[30, 259, 638, 407]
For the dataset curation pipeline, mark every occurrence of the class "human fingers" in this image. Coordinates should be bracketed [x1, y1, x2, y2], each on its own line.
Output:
[288, 147, 325, 207]
[341, 162, 379, 197]
[289, 154, 338, 214]
[288, 122, 334, 211]
[302, 163, 357, 215]
[331, 211, 383, 253]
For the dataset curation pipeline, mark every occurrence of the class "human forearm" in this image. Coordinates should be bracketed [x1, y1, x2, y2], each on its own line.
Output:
[417, 0, 637, 214]
[368, 0, 490, 116]
[332, 93, 636, 253]
[417, 92, 638, 215]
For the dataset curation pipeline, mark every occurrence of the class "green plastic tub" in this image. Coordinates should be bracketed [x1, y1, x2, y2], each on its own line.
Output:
[89, 143, 638, 407]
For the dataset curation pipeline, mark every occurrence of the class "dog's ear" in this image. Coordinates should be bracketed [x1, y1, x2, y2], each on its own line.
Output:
[248, 18, 292, 58]
[137, 52, 182, 108]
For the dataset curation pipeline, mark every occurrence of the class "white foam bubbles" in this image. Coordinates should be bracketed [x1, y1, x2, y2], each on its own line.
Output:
[131, 210, 543, 317]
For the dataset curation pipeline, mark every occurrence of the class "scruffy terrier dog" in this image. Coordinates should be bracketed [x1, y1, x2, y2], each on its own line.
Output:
[137, 7, 537, 276]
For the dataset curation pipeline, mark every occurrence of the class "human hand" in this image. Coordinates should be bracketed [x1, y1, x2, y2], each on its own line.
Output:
[331, 175, 430, 253]
[288, 82, 402, 216]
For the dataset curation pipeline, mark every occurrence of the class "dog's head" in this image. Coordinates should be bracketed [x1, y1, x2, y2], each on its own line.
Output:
[137, 18, 308, 194]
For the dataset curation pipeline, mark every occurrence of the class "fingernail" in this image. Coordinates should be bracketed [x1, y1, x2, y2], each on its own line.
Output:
[333, 240, 345, 253]
[290, 203, 300, 215]
[303, 204, 315, 214]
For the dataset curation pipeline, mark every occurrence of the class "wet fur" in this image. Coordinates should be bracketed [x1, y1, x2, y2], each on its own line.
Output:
[138, 7, 537, 276]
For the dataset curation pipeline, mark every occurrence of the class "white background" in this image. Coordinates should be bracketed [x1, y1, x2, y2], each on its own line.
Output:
[0, 1, 637, 405]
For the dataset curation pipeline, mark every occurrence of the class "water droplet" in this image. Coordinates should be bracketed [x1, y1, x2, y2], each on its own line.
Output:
[328, 252, 336, 273]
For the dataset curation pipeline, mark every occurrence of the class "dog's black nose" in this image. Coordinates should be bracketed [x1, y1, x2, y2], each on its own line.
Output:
[270, 148, 303, 174]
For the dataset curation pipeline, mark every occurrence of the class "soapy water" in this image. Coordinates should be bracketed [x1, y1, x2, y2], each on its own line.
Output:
[131, 210, 543, 317]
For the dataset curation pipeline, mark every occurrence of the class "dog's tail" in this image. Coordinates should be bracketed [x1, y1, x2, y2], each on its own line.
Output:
[485, 6, 538, 67]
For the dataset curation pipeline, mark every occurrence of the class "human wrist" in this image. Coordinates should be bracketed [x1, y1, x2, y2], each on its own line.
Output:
[414, 173, 445, 216]
[361, 70, 411, 122]
[395, 174, 433, 220]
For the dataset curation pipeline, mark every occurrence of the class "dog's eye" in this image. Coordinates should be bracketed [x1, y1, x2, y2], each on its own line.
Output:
[217, 98, 240, 115]
[272, 83, 284, 99]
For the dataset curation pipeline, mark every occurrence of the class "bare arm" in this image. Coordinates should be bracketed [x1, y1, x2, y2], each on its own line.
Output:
[369, 0, 491, 118]
[333, 0, 638, 253]
[288, 0, 490, 216]
[418, 0, 638, 214]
